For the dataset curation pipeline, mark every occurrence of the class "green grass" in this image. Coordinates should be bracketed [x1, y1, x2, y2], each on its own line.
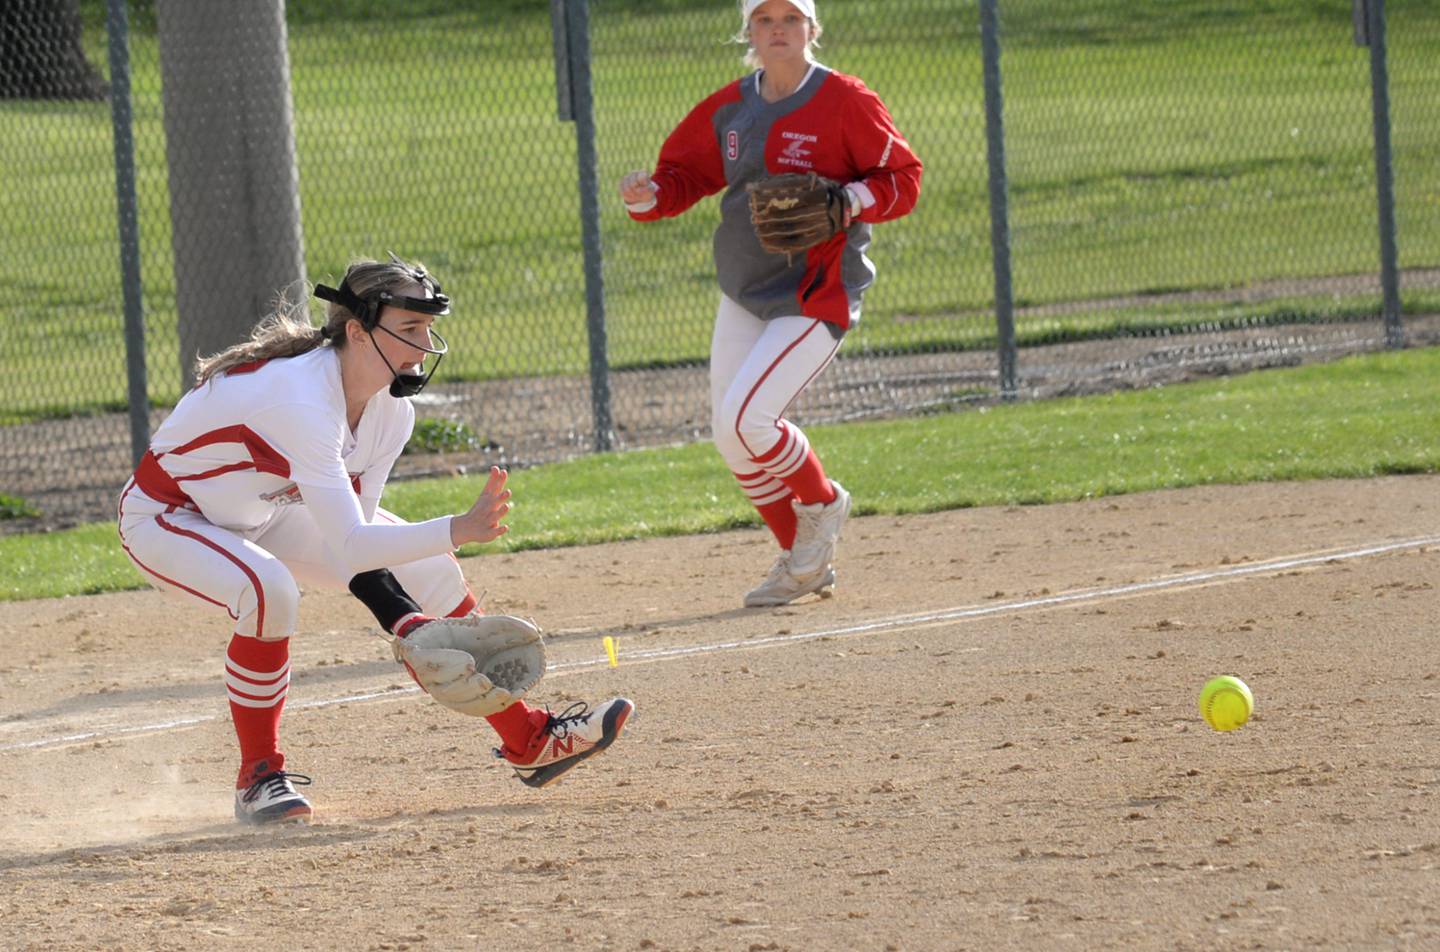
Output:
[2, 0, 1438, 421]
[6, 344, 1440, 602]
[0, 494, 42, 520]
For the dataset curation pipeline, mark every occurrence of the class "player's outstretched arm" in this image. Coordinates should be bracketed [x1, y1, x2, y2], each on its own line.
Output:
[450, 465, 512, 548]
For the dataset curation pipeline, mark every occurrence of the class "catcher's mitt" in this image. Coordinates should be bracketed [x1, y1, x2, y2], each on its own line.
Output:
[391, 614, 546, 717]
[746, 172, 848, 260]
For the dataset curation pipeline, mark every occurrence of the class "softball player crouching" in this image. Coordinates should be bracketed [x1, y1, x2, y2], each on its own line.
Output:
[117, 255, 631, 824]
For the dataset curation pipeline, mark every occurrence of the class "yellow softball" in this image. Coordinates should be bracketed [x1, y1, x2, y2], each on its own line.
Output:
[1198, 675, 1254, 732]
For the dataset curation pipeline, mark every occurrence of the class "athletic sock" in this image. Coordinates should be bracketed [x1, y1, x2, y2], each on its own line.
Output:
[486, 701, 549, 756]
[751, 422, 836, 506]
[754, 497, 799, 550]
[226, 634, 290, 787]
[732, 468, 797, 548]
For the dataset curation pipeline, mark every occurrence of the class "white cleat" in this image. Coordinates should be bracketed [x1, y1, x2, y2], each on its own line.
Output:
[743, 551, 836, 608]
[234, 770, 313, 825]
[789, 480, 851, 579]
[500, 698, 634, 789]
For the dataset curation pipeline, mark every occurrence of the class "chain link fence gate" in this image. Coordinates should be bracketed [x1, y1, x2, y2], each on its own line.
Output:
[990, 0, 1439, 401]
[1, 0, 1437, 531]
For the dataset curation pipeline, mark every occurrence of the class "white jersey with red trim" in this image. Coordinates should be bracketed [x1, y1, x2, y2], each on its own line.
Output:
[123, 347, 453, 574]
[143, 347, 402, 528]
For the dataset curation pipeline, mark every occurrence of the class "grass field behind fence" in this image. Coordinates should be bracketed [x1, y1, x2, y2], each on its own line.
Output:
[4, 344, 1440, 601]
[1, 1, 1438, 422]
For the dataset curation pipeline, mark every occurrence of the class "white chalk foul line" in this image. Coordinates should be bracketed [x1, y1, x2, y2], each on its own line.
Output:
[547, 533, 1440, 672]
[0, 686, 416, 752]
[5, 533, 1436, 754]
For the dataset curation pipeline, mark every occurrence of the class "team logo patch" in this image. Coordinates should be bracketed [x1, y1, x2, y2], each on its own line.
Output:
[259, 482, 303, 506]
[777, 130, 817, 169]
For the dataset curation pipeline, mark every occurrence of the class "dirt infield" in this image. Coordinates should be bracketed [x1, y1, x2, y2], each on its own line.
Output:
[4, 476, 1440, 950]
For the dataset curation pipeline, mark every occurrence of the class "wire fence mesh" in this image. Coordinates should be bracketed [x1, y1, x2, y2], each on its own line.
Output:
[1, 0, 1437, 529]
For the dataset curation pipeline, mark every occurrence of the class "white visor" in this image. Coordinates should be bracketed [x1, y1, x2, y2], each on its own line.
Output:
[743, 0, 817, 22]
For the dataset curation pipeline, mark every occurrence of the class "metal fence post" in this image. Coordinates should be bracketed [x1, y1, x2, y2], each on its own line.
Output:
[979, 0, 1017, 399]
[106, 0, 148, 466]
[556, 0, 613, 452]
[1356, 0, 1403, 348]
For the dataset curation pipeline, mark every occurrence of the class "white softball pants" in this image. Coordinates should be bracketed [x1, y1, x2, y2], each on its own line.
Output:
[118, 489, 469, 641]
[709, 294, 843, 471]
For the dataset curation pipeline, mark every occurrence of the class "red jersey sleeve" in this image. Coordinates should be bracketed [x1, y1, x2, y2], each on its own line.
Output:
[630, 83, 741, 222]
[842, 81, 922, 223]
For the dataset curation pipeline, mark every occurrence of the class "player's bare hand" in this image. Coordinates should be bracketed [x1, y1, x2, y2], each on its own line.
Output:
[451, 466, 511, 547]
[620, 170, 657, 205]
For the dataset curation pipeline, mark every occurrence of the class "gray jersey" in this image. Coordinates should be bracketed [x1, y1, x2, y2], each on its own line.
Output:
[634, 64, 923, 334]
[712, 68, 871, 332]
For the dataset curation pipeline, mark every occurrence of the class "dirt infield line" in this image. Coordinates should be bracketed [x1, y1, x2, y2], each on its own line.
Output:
[545, 533, 1440, 669]
[4, 532, 1436, 756]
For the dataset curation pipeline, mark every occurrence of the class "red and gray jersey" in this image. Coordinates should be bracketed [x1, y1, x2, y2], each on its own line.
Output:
[630, 65, 922, 332]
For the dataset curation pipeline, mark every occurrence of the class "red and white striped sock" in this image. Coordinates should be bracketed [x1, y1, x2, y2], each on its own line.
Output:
[751, 422, 836, 506]
[226, 634, 290, 787]
[733, 468, 797, 549]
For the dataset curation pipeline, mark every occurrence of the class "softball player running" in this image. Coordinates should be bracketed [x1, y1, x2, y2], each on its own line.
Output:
[117, 256, 632, 824]
[620, 0, 922, 607]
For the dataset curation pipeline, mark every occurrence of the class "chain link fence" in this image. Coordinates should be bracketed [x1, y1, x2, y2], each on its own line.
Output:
[2, 0, 1437, 530]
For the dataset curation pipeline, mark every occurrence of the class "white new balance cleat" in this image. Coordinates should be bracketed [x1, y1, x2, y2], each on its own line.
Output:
[500, 698, 634, 789]
[234, 770, 313, 825]
[789, 480, 851, 579]
[743, 551, 836, 608]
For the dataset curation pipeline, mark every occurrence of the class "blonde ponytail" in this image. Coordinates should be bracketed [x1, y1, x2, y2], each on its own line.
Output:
[192, 294, 339, 385]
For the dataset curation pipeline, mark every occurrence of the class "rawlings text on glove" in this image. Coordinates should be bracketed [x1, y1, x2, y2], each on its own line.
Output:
[746, 171, 849, 261]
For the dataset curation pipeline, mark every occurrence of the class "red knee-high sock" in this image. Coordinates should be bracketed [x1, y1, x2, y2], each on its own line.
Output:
[780, 445, 837, 505]
[226, 634, 290, 787]
[755, 497, 799, 550]
[732, 469, 798, 549]
[751, 422, 836, 506]
[486, 701, 549, 757]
